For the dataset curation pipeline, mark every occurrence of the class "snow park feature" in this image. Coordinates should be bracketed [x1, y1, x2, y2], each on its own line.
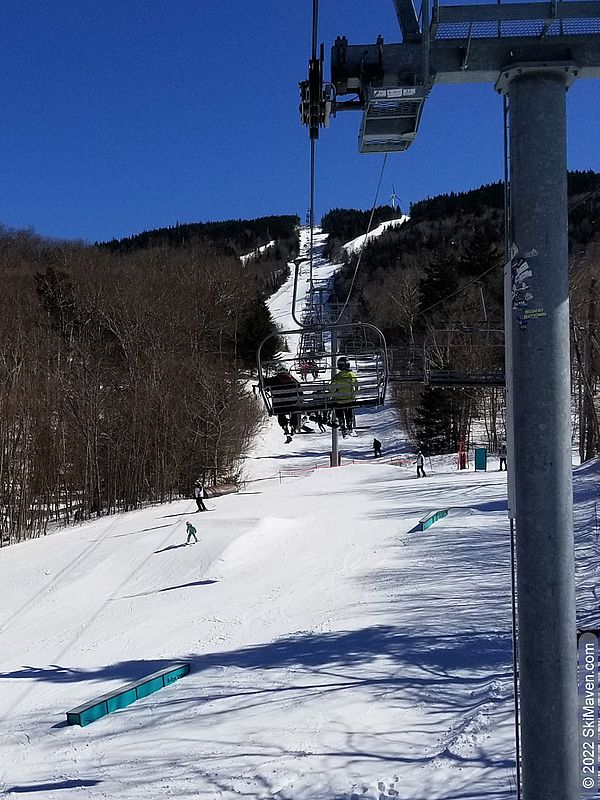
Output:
[66, 663, 190, 727]
[417, 508, 449, 532]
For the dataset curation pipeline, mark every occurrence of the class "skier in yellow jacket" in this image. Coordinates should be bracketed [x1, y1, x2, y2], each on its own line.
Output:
[330, 357, 358, 436]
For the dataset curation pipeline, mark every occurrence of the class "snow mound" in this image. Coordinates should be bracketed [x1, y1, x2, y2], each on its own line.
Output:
[211, 517, 297, 578]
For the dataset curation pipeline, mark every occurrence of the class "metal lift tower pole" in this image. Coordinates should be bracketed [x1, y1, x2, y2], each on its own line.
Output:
[331, 328, 339, 466]
[502, 65, 578, 800]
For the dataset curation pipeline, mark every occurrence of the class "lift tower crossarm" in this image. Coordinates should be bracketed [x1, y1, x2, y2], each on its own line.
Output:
[332, 2, 600, 92]
[433, 0, 600, 24]
[392, 0, 422, 42]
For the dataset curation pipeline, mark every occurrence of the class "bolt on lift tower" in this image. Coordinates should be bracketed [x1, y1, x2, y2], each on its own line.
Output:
[301, 2, 600, 798]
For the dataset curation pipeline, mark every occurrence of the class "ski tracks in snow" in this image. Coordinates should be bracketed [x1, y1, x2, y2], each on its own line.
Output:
[1, 513, 187, 725]
[0, 513, 128, 636]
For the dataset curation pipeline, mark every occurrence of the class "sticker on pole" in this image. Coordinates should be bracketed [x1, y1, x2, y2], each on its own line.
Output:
[509, 243, 546, 329]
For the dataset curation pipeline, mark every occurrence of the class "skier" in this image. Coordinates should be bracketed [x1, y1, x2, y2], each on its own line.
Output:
[416, 450, 427, 478]
[264, 365, 302, 443]
[315, 411, 327, 433]
[194, 480, 207, 512]
[298, 360, 310, 381]
[373, 437, 382, 458]
[298, 360, 318, 381]
[330, 356, 358, 437]
[185, 521, 198, 544]
[499, 442, 508, 471]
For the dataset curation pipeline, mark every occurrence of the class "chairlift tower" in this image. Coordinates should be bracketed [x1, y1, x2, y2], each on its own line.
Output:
[301, 2, 600, 799]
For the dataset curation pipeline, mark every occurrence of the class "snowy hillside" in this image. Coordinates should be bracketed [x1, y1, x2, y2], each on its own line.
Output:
[0, 227, 597, 800]
[341, 218, 408, 257]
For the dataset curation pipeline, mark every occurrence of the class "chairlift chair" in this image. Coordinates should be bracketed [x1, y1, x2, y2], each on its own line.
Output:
[257, 323, 389, 417]
[423, 327, 506, 387]
[386, 345, 426, 383]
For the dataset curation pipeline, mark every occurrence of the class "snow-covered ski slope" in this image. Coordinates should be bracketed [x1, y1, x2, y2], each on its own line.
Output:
[1, 226, 598, 800]
[341, 218, 408, 258]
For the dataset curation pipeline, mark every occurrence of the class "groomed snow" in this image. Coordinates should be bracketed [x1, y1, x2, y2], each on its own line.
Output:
[341, 218, 408, 257]
[0, 228, 597, 800]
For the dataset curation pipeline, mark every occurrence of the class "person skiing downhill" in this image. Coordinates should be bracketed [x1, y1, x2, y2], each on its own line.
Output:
[185, 521, 198, 544]
[416, 450, 426, 478]
[330, 356, 358, 436]
[373, 437, 382, 458]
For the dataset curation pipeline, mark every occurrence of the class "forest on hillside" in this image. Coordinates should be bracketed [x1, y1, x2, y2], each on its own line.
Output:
[101, 215, 299, 256]
[0, 217, 299, 545]
[328, 171, 600, 457]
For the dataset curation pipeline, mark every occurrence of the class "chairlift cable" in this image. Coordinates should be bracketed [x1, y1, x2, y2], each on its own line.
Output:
[332, 153, 388, 325]
[416, 260, 501, 319]
[308, 0, 319, 292]
[256, 5, 395, 420]
[309, 137, 316, 291]
[291, 0, 320, 328]
[300, 0, 390, 328]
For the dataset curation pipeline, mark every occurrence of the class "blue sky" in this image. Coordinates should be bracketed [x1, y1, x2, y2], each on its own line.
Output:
[1, 0, 599, 243]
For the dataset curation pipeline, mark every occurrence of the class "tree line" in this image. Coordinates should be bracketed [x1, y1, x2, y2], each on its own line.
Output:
[101, 214, 299, 256]
[0, 221, 296, 546]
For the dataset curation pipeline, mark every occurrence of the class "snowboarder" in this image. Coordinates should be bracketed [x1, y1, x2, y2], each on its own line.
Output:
[185, 521, 198, 544]
[373, 438, 382, 458]
[416, 450, 426, 478]
[330, 356, 358, 436]
[499, 442, 508, 471]
[194, 480, 207, 512]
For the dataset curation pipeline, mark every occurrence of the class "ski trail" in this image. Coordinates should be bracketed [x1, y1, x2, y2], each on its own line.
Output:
[0, 513, 127, 635]
[3, 516, 188, 720]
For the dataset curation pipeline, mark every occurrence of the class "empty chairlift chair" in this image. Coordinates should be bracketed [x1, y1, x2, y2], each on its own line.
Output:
[423, 328, 506, 387]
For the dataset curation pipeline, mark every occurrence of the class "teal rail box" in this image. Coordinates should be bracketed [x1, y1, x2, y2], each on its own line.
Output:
[418, 509, 448, 531]
[474, 447, 487, 471]
[66, 662, 190, 727]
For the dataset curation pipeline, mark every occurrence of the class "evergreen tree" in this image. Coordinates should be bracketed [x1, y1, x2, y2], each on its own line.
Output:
[321, 206, 402, 242]
[413, 389, 456, 454]
[419, 250, 460, 310]
[460, 229, 501, 277]
[100, 215, 300, 254]
[236, 297, 282, 368]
